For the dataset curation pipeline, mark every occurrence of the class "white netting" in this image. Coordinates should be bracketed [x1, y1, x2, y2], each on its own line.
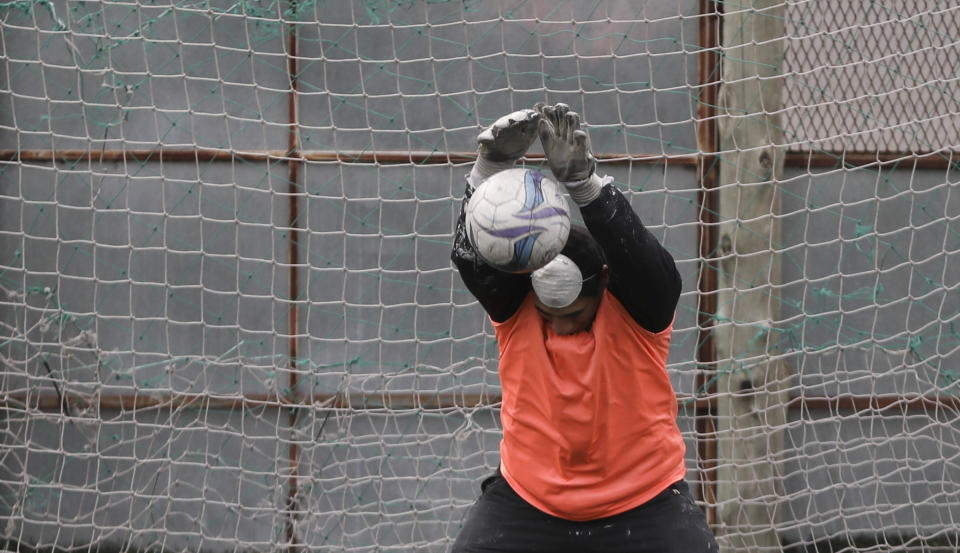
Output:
[0, 1, 957, 552]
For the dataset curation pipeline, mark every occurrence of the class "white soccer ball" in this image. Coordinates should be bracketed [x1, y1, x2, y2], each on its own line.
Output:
[465, 168, 571, 273]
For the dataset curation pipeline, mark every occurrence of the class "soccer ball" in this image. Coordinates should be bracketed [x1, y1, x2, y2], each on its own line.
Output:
[465, 168, 571, 273]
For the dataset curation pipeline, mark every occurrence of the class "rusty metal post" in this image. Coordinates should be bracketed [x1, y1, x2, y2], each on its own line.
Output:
[696, 0, 722, 529]
[284, 8, 302, 553]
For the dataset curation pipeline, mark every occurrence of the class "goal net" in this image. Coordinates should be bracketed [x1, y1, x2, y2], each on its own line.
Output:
[0, 1, 957, 552]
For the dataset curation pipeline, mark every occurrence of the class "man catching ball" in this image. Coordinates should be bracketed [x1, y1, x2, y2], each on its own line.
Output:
[450, 104, 719, 553]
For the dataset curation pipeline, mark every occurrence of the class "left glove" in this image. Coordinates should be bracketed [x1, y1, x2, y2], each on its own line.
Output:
[477, 108, 541, 162]
[469, 109, 541, 189]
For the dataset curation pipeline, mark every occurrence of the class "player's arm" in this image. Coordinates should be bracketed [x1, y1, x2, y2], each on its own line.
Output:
[538, 103, 681, 333]
[451, 110, 540, 323]
[452, 186, 531, 323]
[579, 184, 681, 333]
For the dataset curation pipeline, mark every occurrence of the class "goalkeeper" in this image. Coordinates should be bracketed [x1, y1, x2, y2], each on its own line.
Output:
[450, 104, 718, 553]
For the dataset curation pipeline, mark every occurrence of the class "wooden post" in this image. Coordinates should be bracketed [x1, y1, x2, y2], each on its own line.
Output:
[714, 1, 789, 551]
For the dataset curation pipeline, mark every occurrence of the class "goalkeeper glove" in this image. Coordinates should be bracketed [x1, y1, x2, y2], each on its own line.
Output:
[536, 103, 603, 205]
[469, 108, 540, 189]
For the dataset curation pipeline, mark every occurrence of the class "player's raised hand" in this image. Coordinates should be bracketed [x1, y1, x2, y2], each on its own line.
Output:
[477, 108, 541, 162]
[536, 103, 596, 183]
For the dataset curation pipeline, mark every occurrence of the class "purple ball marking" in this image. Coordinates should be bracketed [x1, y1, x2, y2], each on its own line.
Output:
[508, 233, 539, 270]
[519, 170, 545, 214]
[479, 223, 548, 239]
[512, 206, 569, 220]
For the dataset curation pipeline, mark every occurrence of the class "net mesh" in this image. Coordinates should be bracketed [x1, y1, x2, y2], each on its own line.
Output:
[0, 1, 958, 552]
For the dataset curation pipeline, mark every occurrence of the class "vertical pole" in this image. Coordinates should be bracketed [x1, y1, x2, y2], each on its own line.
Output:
[696, 0, 722, 529]
[284, 5, 302, 553]
[714, 2, 788, 551]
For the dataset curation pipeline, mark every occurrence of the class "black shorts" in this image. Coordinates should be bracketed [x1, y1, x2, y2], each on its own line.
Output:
[451, 470, 719, 553]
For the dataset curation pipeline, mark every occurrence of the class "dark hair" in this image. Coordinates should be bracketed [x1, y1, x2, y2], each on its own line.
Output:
[561, 225, 607, 298]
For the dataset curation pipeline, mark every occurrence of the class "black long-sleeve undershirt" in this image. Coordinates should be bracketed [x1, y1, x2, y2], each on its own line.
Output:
[451, 181, 681, 333]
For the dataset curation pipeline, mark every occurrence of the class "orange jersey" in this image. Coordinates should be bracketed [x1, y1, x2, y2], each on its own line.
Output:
[492, 291, 687, 521]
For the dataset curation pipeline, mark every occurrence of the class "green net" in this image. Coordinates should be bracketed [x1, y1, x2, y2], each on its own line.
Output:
[0, 1, 958, 551]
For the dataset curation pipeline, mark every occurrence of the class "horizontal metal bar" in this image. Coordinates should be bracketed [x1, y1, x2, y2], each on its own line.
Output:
[3, 148, 957, 168]
[0, 149, 695, 166]
[0, 391, 498, 412]
[787, 393, 960, 413]
[784, 149, 958, 169]
[3, 391, 958, 413]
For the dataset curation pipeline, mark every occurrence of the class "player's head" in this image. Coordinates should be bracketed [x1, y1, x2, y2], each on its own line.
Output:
[530, 226, 608, 335]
